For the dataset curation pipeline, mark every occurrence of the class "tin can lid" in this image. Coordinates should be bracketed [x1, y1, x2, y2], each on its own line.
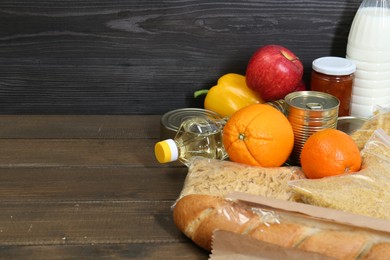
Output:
[337, 116, 366, 135]
[312, 56, 356, 76]
[160, 108, 222, 140]
[285, 91, 340, 111]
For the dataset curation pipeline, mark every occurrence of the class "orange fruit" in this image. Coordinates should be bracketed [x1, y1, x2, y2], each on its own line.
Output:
[300, 129, 362, 179]
[223, 104, 294, 167]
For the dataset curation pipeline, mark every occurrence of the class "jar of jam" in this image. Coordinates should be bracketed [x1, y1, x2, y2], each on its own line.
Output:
[310, 57, 356, 116]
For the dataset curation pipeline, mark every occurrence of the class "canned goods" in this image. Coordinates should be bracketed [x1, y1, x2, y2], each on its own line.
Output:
[285, 91, 340, 165]
[337, 116, 366, 135]
[160, 108, 223, 140]
[266, 99, 288, 116]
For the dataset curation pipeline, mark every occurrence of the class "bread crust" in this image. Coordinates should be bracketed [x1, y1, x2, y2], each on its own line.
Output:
[174, 194, 261, 250]
[361, 242, 390, 260]
[249, 222, 310, 248]
[297, 230, 367, 259]
[173, 194, 221, 240]
[173, 194, 390, 259]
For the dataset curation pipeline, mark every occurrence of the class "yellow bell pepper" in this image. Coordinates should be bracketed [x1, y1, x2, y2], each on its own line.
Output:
[194, 73, 264, 118]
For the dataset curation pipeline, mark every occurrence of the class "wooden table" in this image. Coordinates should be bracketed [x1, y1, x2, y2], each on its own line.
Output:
[0, 115, 208, 259]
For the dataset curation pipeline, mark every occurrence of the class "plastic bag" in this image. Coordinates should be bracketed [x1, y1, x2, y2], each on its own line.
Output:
[350, 106, 390, 150]
[177, 157, 305, 203]
[361, 128, 390, 169]
[289, 129, 390, 220]
[175, 194, 390, 259]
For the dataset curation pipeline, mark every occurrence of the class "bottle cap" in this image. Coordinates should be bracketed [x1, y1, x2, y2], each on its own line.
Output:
[312, 56, 356, 76]
[154, 139, 179, 163]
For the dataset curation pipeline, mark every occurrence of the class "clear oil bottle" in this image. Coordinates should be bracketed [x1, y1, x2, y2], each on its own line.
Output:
[155, 117, 228, 166]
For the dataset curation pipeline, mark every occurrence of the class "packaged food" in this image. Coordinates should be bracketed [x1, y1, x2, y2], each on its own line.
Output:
[174, 194, 390, 259]
[284, 91, 339, 165]
[346, 0, 390, 118]
[311, 56, 356, 116]
[176, 157, 305, 203]
[289, 128, 390, 220]
[350, 106, 390, 150]
[155, 117, 227, 166]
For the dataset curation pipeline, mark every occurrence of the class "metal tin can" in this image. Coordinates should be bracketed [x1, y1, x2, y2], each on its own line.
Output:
[266, 99, 288, 116]
[160, 108, 223, 140]
[337, 116, 366, 135]
[285, 91, 340, 165]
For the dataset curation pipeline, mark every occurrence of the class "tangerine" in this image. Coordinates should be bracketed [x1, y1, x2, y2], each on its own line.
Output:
[222, 104, 294, 167]
[300, 129, 362, 179]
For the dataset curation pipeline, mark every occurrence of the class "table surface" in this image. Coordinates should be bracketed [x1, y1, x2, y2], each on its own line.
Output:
[0, 115, 209, 259]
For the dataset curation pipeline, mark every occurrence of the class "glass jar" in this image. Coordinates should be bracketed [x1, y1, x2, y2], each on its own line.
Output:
[310, 57, 356, 116]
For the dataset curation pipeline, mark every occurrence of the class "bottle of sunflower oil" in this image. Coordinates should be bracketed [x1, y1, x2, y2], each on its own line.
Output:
[154, 117, 228, 166]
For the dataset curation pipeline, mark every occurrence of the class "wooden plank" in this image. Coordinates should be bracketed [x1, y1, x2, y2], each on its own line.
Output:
[0, 167, 187, 202]
[0, 115, 205, 258]
[0, 138, 167, 167]
[0, 201, 185, 245]
[0, 0, 360, 114]
[0, 243, 209, 260]
[0, 115, 161, 139]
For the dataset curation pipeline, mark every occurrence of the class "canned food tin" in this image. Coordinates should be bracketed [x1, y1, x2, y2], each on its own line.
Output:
[160, 108, 223, 140]
[337, 116, 366, 135]
[266, 99, 288, 116]
[285, 91, 340, 165]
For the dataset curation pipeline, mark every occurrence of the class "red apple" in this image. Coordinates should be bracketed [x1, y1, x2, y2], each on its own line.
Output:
[246, 45, 304, 101]
[294, 80, 307, 91]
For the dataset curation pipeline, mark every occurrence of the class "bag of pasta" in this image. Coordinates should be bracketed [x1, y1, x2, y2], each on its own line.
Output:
[289, 128, 390, 220]
[350, 106, 390, 150]
[177, 157, 305, 203]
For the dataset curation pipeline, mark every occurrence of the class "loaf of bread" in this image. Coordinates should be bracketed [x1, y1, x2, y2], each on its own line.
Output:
[173, 194, 390, 259]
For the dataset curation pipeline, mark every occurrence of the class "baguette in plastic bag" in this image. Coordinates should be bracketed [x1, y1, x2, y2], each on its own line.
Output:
[289, 128, 390, 220]
[174, 194, 390, 259]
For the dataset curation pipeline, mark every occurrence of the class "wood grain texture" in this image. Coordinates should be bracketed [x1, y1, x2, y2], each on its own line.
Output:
[0, 167, 187, 201]
[0, 243, 209, 260]
[0, 0, 361, 114]
[0, 139, 160, 167]
[0, 115, 207, 258]
[0, 115, 161, 139]
[0, 201, 182, 245]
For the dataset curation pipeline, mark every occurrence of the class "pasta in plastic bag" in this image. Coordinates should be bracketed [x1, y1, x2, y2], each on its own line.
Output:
[177, 157, 305, 203]
[289, 129, 390, 220]
[351, 106, 390, 150]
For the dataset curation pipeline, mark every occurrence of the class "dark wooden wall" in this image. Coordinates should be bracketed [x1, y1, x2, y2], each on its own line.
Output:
[0, 0, 361, 115]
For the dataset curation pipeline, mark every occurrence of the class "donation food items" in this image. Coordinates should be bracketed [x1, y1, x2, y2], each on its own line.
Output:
[170, 43, 390, 257]
[246, 44, 304, 101]
[290, 128, 390, 221]
[195, 44, 304, 117]
[171, 110, 390, 257]
[222, 103, 294, 167]
[173, 194, 390, 259]
[351, 109, 390, 150]
[194, 73, 264, 118]
[300, 129, 362, 179]
[176, 157, 305, 203]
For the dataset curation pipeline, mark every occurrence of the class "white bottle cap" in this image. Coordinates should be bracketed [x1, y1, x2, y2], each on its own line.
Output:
[154, 139, 179, 163]
[312, 56, 356, 76]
